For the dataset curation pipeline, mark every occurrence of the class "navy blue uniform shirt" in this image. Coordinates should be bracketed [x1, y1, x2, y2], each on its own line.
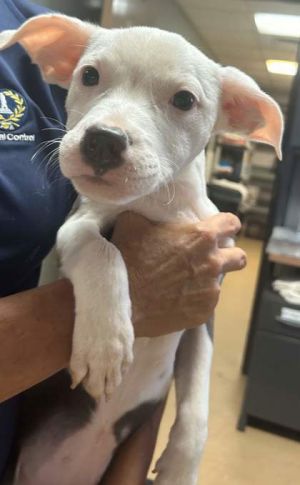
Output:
[0, 0, 76, 477]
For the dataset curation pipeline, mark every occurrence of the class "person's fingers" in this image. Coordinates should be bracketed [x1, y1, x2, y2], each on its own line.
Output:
[116, 211, 241, 240]
[113, 211, 153, 237]
[201, 212, 241, 239]
[220, 247, 247, 273]
[174, 213, 241, 255]
[114, 212, 242, 258]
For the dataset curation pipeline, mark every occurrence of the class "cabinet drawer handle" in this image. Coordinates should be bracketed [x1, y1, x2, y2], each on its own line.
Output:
[275, 316, 300, 329]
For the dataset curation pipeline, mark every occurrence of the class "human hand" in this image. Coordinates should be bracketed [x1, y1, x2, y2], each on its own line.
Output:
[112, 212, 246, 337]
[101, 401, 165, 485]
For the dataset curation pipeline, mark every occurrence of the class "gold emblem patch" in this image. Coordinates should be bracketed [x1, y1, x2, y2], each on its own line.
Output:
[0, 89, 26, 130]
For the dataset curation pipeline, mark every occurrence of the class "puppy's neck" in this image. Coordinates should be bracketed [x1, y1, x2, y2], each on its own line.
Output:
[127, 151, 217, 223]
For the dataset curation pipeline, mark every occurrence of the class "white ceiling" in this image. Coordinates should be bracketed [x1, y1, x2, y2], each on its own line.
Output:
[175, 0, 300, 110]
[110, 0, 300, 111]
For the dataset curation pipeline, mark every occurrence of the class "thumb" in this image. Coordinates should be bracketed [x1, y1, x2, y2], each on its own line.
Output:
[112, 211, 155, 245]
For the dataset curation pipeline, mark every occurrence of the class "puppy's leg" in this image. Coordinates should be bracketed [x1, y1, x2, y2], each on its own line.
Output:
[56, 207, 134, 400]
[154, 323, 213, 485]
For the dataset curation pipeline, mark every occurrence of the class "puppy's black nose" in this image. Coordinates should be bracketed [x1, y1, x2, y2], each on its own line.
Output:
[80, 126, 128, 174]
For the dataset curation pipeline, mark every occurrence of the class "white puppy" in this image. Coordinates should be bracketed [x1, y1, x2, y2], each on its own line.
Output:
[0, 14, 283, 485]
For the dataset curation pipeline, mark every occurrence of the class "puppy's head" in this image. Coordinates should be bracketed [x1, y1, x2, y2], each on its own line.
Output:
[0, 14, 283, 204]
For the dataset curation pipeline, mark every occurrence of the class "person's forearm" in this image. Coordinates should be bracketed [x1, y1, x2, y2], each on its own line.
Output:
[0, 276, 163, 402]
[101, 401, 165, 485]
[0, 276, 154, 402]
[0, 269, 211, 402]
[0, 279, 74, 402]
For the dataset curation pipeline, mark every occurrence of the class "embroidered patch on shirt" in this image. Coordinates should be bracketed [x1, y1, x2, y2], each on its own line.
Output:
[0, 88, 35, 142]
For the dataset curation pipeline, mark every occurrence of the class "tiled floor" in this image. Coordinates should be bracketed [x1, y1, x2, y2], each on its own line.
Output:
[150, 237, 300, 484]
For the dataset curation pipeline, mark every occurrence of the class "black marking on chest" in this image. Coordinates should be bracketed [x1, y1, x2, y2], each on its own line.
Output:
[113, 400, 161, 444]
[4, 372, 96, 482]
[20, 371, 96, 442]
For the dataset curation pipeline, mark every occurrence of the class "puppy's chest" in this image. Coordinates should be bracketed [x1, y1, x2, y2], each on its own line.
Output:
[127, 191, 203, 224]
[73, 334, 182, 479]
[94, 333, 182, 430]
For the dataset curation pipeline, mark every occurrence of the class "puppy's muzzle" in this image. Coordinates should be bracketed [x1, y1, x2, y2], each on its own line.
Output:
[80, 126, 128, 175]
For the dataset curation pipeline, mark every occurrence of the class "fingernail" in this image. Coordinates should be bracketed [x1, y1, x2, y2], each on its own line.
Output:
[240, 255, 247, 268]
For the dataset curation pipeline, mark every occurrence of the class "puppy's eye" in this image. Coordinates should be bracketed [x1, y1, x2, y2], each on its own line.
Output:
[171, 90, 196, 111]
[82, 66, 100, 86]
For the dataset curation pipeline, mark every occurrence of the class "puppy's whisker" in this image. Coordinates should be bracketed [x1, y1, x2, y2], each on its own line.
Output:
[42, 127, 67, 134]
[40, 115, 66, 129]
[31, 138, 61, 164]
[47, 146, 60, 164]
[31, 142, 53, 161]
[38, 148, 59, 171]
[33, 138, 55, 151]
[44, 151, 61, 181]
[164, 180, 176, 206]
[31, 137, 63, 162]
[68, 108, 84, 117]
[41, 138, 62, 149]
[47, 155, 60, 171]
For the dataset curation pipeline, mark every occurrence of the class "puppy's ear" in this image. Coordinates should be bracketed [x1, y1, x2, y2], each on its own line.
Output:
[215, 66, 283, 159]
[0, 14, 97, 88]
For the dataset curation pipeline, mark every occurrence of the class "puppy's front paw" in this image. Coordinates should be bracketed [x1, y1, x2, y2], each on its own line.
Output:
[69, 310, 134, 400]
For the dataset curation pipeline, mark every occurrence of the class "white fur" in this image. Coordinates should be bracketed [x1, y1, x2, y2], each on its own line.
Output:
[0, 15, 282, 485]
